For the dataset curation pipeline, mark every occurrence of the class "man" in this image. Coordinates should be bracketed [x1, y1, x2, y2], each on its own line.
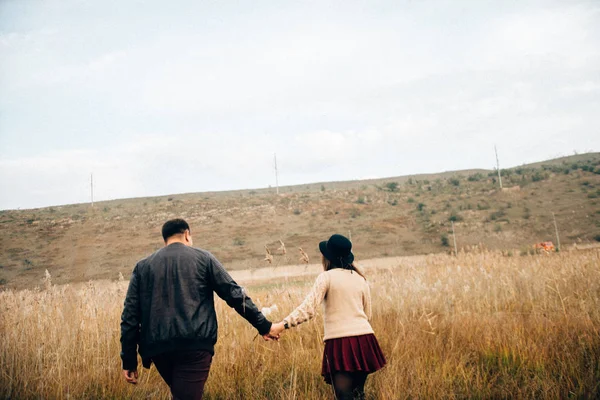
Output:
[120, 218, 278, 399]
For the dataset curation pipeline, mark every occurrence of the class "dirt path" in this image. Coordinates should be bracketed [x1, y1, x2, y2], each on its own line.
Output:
[230, 254, 431, 284]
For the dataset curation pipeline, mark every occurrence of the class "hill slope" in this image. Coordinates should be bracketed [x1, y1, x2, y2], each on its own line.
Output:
[1, 153, 599, 289]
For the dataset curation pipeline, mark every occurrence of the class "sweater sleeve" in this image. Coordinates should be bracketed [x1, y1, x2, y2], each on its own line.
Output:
[283, 272, 329, 327]
[363, 282, 372, 321]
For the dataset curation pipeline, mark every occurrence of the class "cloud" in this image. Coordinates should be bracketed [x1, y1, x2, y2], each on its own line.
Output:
[1, 0, 599, 209]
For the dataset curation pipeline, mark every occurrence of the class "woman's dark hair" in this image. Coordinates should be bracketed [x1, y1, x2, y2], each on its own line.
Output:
[322, 255, 366, 280]
[162, 219, 190, 241]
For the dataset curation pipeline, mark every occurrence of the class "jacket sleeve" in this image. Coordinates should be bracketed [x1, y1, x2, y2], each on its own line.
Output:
[120, 264, 141, 371]
[283, 272, 329, 328]
[208, 255, 272, 335]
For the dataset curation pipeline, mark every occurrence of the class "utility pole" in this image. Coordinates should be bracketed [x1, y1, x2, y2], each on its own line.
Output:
[274, 153, 279, 195]
[552, 212, 561, 252]
[495, 145, 503, 189]
[451, 221, 458, 256]
[90, 173, 94, 207]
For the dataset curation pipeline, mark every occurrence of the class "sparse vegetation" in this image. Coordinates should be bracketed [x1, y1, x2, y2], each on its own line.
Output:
[0, 153, 599, 290]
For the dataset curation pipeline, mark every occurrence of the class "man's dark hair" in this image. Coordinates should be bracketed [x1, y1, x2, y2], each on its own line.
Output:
[162, 219, 190, 241]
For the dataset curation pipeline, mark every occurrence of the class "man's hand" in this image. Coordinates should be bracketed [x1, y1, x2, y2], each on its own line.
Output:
[262, 321, 286, 341]
[123, 369, 138, 384]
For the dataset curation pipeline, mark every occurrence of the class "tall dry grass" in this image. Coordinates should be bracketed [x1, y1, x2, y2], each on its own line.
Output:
[1, 249, 599, 399]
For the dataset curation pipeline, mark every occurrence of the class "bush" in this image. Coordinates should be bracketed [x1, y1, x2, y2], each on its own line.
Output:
[449, 178, 460, 186]
[388, 199, 398, 206]
[468, 173, 484, 182]
[232, 238, 245, 246]
[494, 224, 502, 233]
[490, 210, 507, 220]
[595, 235, 600, 242]
[407, 197, 415, 203]
[417, 203, 425, 211]
[532, 171, 547, 182]
[477, 202, 491, 211]
[356, 196, 366, 204]
[441, 234, 450, 247]
[293, 209, 301, 215]
[449, 212, 463, 222]
[385, 182, 399, 192]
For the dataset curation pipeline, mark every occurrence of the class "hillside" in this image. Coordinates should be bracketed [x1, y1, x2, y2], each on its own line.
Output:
[1, 153, 599, 290]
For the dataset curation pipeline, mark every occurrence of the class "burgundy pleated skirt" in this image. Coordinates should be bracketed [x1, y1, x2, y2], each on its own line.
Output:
[321, 333, 387, 384]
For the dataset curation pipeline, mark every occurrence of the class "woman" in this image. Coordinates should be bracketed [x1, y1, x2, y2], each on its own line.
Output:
[271, 234, 386, 400]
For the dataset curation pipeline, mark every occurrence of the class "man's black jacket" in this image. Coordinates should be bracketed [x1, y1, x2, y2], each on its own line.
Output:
[120, 243, 272, 370]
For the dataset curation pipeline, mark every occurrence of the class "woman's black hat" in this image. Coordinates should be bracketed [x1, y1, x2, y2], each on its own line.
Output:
[319, 234, 354, 268]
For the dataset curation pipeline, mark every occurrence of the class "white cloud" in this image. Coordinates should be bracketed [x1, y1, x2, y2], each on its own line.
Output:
[1, 0, 599, 209]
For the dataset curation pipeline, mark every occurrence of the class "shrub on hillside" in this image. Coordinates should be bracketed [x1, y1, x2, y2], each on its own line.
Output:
[440, 234, 450, 247]
[532, 171, 548, 182]
[490, 209, 507, 220]
[468, 173, 484, 182]
[477, 202, 491, 210]
[448, 212, 463, 222]
[385, 182, 399, 192]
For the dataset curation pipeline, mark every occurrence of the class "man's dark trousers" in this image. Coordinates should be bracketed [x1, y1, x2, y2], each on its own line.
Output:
[152, 349, 213, 400]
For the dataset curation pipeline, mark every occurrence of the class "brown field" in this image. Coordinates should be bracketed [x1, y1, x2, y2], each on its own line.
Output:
[1, 248, 599, 399]
[1, 153, 599, 291]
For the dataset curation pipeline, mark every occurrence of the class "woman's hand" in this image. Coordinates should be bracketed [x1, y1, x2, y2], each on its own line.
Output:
[270, 321, 286, 338]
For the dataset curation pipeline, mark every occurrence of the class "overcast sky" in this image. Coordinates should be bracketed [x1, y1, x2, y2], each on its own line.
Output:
[1, 0, 599, 210]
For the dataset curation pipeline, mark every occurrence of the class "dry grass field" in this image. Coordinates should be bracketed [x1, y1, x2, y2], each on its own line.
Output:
[1, 248, 599, 399]
[1, 153, 599, 291]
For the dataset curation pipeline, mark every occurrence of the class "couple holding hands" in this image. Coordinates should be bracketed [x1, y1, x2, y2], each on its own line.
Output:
[120, 219, 386, 400]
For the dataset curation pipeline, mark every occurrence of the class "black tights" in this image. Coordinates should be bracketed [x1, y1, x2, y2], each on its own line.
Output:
[331, 372, 368, 400]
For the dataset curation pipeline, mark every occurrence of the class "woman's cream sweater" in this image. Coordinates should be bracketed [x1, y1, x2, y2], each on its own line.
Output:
[282, 268, 374, 341]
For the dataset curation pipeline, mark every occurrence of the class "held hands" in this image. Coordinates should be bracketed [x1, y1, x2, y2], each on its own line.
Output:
[122, 369, 138, 384]
[262, 321, 286, 341]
